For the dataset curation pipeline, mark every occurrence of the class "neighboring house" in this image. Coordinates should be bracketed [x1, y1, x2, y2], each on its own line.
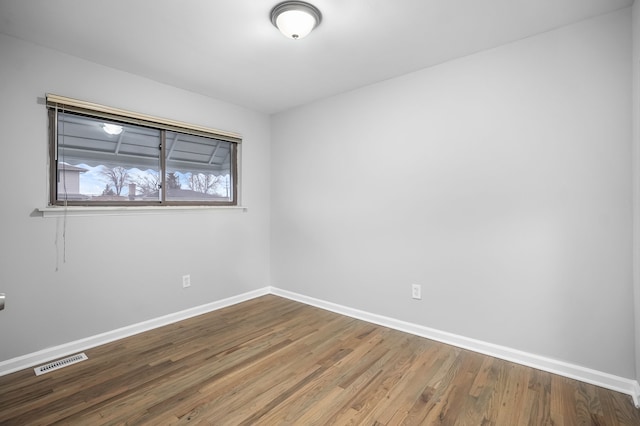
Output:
[57, 163, 88, 200]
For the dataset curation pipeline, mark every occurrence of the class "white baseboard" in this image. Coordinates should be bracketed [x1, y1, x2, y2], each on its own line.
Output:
[0, 287, 270, 377]
[2, 285, 639, 408]
[270, 287, 640, 407]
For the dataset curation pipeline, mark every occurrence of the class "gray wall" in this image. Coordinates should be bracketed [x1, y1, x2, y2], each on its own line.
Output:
[0, 33, 271, 362]
[272, 9, 635, 378]
[633, 1, 640, 384]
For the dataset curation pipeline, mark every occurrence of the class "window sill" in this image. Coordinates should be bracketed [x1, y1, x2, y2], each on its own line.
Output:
[38, 205, 247, 218]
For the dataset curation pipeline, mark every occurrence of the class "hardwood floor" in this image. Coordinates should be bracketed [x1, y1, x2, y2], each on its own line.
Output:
[1, 295, 639, 425]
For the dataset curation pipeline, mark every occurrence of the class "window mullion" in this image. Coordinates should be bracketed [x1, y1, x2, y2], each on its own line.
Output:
[160, 130, 166, 204]
[49, 108, 57, 206]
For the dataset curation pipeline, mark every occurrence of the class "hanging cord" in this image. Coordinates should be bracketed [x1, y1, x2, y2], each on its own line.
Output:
[54, 105, 68, 271]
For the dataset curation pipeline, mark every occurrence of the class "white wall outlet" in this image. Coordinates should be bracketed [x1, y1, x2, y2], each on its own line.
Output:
[412, 284, 421, 300]
[182, 275, 191, 288]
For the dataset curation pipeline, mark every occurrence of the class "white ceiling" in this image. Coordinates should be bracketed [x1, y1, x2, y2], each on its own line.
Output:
[0, 0, 633, 114]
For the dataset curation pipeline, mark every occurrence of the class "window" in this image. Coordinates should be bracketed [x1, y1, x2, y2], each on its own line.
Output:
[47, 95, 240, 206]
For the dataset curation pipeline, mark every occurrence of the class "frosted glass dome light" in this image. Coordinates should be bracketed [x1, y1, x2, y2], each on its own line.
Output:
[271, 1, 322, 40]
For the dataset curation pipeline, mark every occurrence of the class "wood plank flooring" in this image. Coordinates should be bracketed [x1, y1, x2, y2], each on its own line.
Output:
[1, 295, 639, 425]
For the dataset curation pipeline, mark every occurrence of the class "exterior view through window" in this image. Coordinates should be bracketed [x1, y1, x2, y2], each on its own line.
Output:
[48, 99, 239, 206]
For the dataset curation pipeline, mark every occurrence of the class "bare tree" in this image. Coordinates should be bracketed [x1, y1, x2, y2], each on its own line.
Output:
[188, 173, 221, 194]
[100, 166, 129, 196]
[134, 172, 161, 196]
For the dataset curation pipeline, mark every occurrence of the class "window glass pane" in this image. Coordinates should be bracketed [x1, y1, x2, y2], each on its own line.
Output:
[165, 131, 234, 202]
[56, 112, 161, 202]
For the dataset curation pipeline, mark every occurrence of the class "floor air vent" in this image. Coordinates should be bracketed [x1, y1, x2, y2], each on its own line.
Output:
[34, 353, 88, 376]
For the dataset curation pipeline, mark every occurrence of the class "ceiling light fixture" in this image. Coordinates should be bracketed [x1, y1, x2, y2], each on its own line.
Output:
[270, 1, 322, 40]
[102, 123, 123, 135]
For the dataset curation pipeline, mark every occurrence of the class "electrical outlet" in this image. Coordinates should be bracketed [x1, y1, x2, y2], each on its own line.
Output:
[182, 275, 191, 288]
[412, 284, 421, 300]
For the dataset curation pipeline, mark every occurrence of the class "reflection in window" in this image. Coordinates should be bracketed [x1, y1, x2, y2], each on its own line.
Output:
[51, 110, 237, 206]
